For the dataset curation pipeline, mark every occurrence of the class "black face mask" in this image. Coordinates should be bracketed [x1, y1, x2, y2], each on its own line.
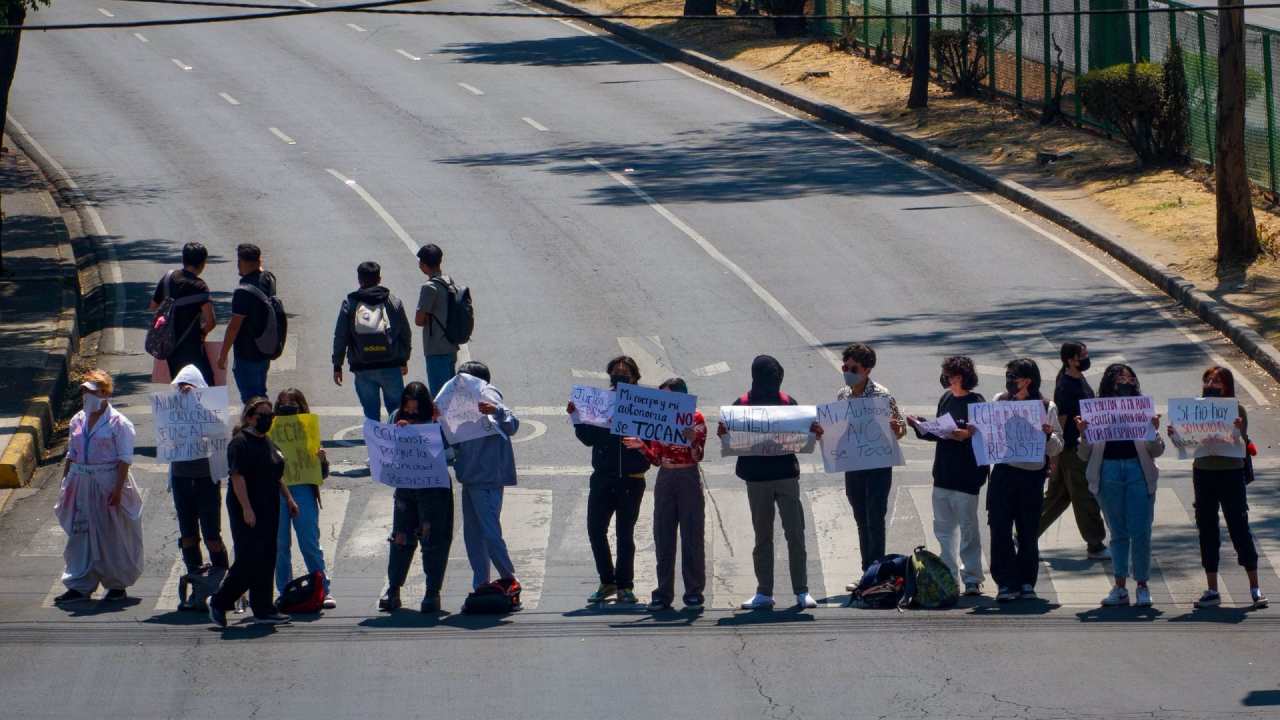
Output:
[939, 373, 951, 389]
[1202, 387, 1223, 398]
[1077, 357, 1092, 373]
[610, 374, 632, 388]
[276, 404, 300, 416]
[253, 413, 274, 434]
[1114, 382, 1138, 397]
[1005, 379, 1022, 396]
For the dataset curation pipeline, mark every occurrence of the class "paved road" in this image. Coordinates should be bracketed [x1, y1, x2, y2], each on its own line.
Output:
[4, 0, 1280, 717]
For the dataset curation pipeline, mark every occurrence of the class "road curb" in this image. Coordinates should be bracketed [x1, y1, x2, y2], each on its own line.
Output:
[0, 136, 81, 489]
[534, 1, 1280, 383]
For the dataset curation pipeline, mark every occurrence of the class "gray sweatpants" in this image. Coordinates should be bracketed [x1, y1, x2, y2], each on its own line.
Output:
[745, 476, 808, 597]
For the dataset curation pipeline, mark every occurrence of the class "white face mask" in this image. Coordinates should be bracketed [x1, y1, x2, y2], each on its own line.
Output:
[83, 394, 105, 413]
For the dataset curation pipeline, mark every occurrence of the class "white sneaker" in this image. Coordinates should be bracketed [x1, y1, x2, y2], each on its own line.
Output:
[740, 593, 775, 610]
[996, 587, 1018, 602]
[845, 581, 859, 592]
[322, 594, 337, 610]
[1101, 586, 1130, 607]
[1252, 588, 1269, 609]
[1135, 586, 1152, 608]
[1020, 584, 1037, 599]
[1194, 589, 1221, 608]
[796, 592, 817, 609]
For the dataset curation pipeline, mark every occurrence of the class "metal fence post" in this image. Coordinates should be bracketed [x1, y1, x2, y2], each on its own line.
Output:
[935, 0, 942, 28]
[1198, 12, 1214, 164]
[1135, 0, 1150, 61]
[1265, 33, 1278, 191]
[864, 0, 870, 47]
[1073, 0, 1082, 121]
[988, 0, 997, 93]
[962, 0, 968, 31]
[1043, 0, 1052, 109]
[1015, 0, 1024, 102]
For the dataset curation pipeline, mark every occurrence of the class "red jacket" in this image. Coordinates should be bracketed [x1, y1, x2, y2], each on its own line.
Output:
[642, 411, 707, 466]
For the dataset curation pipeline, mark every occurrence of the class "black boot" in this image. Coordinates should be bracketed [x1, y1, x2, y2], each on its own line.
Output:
[378, 586, 402, 612]
[209, 547, 230, 570]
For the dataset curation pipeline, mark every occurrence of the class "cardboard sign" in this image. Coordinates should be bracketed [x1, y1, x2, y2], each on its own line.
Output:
[152, 387, 230, 475]
[969, 400, 1046, 465]
[1079, 396, 1156, 444]
[569, 385, 615, 428]
[719, 404, 817, 457]
[1168, 397, 1244, 459]
[816, 397, 904, 473]
[364, 420, 451, 489]
[150, 341, 227, 386]
[435, 373, 504, 445]
[268, 413, 323, 487]
[610, 383, 698, 446]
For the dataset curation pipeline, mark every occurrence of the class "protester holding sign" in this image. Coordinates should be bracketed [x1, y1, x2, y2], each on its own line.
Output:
[1076, 364, 1164, 609]
[718, 355, 816, 610]
[167, 365, 228, 579]
[986, 360, 1063, 603]
[270, 388, 335, 609]
[377, 382, 455, 614]
[566, 356, 649, 605]
[906, 356, 988, 596]
[1169, 367, 1267, 610]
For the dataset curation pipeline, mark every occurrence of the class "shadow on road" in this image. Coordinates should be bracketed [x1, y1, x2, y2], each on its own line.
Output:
[440, 35, 652, 67]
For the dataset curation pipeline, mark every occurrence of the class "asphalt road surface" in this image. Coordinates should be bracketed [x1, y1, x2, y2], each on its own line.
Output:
[4, 1, 1280, 717]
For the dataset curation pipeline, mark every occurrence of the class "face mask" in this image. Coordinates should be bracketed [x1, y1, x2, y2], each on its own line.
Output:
[610, 374, 632, 388]
[1077, 357, 1092, 373]
[253, 414, 274, 434]
[1202, 387, 1223, 398]
[844, 371, 866, 387]
[1115, 382, 1138, 397]
[276, 404, 300, 416]
[939, 373, 951, 389]
[1005, 379, 1022, 396]
[83, 394, 104, 413]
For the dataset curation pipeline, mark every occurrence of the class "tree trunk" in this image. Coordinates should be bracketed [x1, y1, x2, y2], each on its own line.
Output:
[1215, 0, 1261, 270]
[0, 4, 26, 139]
[683, 0, 717, 15]
[768, 0, 807, 37]
[907, 0, 930, 108]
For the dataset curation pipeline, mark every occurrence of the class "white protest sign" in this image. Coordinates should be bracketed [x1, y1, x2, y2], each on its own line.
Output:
[915, 413, 958, 439]
[569, 385, 615, 428]
[610, 383, 698, 447]
[363, 419, 451, 489]
[1168, 397, 1244, 459]
[152, 387, 230, 481]
[969, 400, 1046, 466]
[719, 405, 817, 457]
[816, 397, 904, 473]
[1079, 396, 1156, 444]
[435, 373, 503, 445]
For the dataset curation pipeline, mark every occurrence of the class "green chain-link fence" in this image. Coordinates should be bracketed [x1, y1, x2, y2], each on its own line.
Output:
[810, 0, 1280, 191]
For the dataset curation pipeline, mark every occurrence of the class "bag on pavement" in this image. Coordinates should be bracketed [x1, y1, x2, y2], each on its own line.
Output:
[351, 297, 399, 365]
[851, 553, 909, 608]
[145, 270, 209, 360]
[177, 564, 226, 612]
[462, 579, 521, 614]
[430, 276, 475, 346]
[238, 272, 288, 360]
[904, 546, 959, 609]
[276, 570, 326, 614]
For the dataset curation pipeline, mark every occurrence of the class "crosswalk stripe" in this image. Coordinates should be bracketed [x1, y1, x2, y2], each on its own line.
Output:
[706, 485, 754, 609]
[807, 485, 858, 605]
[1039, 496, 1115, 606]
[616, 490, 656, 598]
[1151, 487, 1222, 608]
[337, 489, 394, 567]
[502, 488, 553, 609]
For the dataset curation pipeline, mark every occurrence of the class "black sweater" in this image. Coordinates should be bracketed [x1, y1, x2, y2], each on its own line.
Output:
[733, 392, 802, 483]
[574, 423, 650, 477]
[914, 391, 989, 495]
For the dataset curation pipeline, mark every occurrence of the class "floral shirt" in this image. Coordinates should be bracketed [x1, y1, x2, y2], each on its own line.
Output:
[837, 380, 906, 438]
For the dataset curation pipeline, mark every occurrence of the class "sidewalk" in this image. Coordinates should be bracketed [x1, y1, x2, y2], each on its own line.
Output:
[0, 137, 79, 508]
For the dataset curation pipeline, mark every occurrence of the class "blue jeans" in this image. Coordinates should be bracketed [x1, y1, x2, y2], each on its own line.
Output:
[232, 357, 270, 404]
[426, 352, 458, 399]
[461, 485, 516, 589]
[276, 484, 329, 594]
[1097, 458, 1154, 582]
[354, 367, 405, 421]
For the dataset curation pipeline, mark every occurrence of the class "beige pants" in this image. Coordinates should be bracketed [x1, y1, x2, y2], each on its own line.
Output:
[745, 477, 808, 597]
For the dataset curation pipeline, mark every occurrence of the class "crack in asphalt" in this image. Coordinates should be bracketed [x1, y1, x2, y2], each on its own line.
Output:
[727, 633, 797, 720]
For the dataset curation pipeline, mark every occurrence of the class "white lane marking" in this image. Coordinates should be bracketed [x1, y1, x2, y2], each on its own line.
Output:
[6, 117, 125, 353]
[133, 32, 148, 42]
[1151, 487, 1224, 608]
[571, 369, 609, 380]
[808, 485, 859, 606]
[457, 344, 472, 365]
[395, 49, 422, 61]
[616, 336, 674, 384]
[218, 92, 241, 106]
[171, 58, 193, 71]
[98, 8, 115, 17]
[587, 157, 841, 372]
[706, 484, 756, 608]
[20, 517, 67, 557]
[346, 22, 367, 31]
[457, 82, 485, 96]
[1039, 496, 1116, 606]
[272, 333, 300, 371]
[337, 492, 395, 566]
[325, 169, 418, 255]
[510, 419, 547, 444]
[298, 0, 317, 5]
[269, 127, 297, 145]
[553, 14, 1269, 406]
[505, 488, 553, 608]
[692, 361, 731, 377]
[522, 116, 549, 132]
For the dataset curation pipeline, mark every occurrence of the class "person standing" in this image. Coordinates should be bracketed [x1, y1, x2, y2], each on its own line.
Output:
[1039, 341, 1109, 559]
[148, 242, 216, 385]
[217, 244, 280, 404]
[987, 359, 1063, 602]
[53, 371, 145, 604]
[332, 261, 412, 421]
[566, 355, 649, 605]
[168, 365, 229, 579]
[1076, 364, 1164, 608]
[1171, 366, 1268, 610]
[271, 388, 335, 609]
[627, 377, 707, 611]
[415, 244, 460, 398]
[719, 355, 817, 611]
[378, 382, 455, 614]
[208, 398, 299, 627]
[907, 356, 988, 596]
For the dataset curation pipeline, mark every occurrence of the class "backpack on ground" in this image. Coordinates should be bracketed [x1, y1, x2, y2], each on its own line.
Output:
[177, 563, 226, 612]
[350, 296, 400, 365]
[850, 554, 909, 609]
[276, 570, 326, 614]
[145, 270, 209, 360]
[430, 276, 475, 346]
[903, 546, 959, 609]
[462, 579, 521, 614]
[238, 273, 288, 360]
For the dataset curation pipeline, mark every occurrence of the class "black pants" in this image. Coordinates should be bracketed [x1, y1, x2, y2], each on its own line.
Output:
[1193, 467, 1260, 573]
[587, 472, 646, 589]
[652, 467, 706, 604]
[387, 487, 454, 597]
[212, 490, 280, 617]
[166, 341, 214, 386]
[987, 465, 1046, 590]
[845, 468, 892, 572]
[172, 473, 225, 572]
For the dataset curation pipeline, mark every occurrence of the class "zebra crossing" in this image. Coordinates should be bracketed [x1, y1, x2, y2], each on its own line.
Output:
[15, 472, 1280, 614]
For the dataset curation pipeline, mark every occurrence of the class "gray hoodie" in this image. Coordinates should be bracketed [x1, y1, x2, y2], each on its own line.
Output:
[452, 384, 519, 488]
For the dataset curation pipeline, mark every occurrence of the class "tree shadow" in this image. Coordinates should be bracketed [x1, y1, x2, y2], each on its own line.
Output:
[440, 34, 655, 67]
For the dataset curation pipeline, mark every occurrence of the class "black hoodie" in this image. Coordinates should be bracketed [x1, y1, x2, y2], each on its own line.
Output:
[332, 285, 412, 372]
[734, 355, 802, 482]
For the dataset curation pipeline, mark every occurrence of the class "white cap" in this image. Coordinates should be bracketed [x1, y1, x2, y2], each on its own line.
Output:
[80, 381, 100, 392]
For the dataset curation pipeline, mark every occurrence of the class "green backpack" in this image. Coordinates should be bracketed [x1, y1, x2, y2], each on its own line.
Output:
[904, 546, 959, 609]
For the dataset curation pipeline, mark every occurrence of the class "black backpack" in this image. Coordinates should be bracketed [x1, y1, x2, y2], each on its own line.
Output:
[430, 276, 475, 346]
[145, 271, 208, 360]
[238, 273, 287, 360]
[462, 580, 521, 614]
[850, 554, 909, 608]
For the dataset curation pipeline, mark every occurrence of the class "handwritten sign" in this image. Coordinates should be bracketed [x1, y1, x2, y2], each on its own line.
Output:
[611, 383, 697, 446]
[1168, 397, 1244, 459]
[719, 405, 817, 457]
[363, 420, 451, 489]
[1079, 396, 1155, 444]
[969, 400, 1046, 465]
[152, 387, 230, 480]
[435, 373, 503, 444]
[569, 385, 615, 428]
[268, 414, 323, 486]
[915, 413, 959, 439]
[816, 397, 904, 473]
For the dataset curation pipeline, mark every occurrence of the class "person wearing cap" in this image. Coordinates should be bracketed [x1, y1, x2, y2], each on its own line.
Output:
[53, 370, 145, 604]
[414, 244, 461, 398]
[169, 365, 229, 582]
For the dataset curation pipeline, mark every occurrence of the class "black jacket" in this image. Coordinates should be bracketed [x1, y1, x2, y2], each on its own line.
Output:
[332, 286, 412, 372]
[913, 391, 989, 495]
[574, 423, 650, 477]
